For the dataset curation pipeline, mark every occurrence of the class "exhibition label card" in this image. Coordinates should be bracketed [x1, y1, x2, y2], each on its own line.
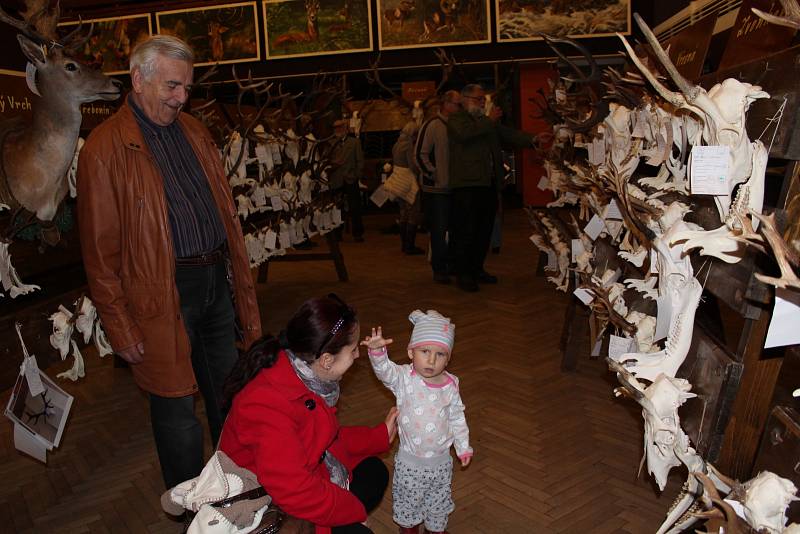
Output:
[571, 239, 585, 263]
[270, 196, 283, 212]
[690, 145, 730, 196]
[765, 288, 800, 349]
[23, 355, 44, 397]
[264, 229, 278, 250]
[254, 143, 270, 164]
[546, 250, 557, 270]
[537, 176, 550, 191]
[591, 337, 603, 357]
[573, 288, 594, 305]
[370, 186, 389, 208]
[608, 335, 637, 360]
[605, 199, 623, 220]
[584, 215, 605, 241]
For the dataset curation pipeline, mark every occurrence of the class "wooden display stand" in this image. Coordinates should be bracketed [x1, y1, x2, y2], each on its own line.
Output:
[256, 232, 348, 284]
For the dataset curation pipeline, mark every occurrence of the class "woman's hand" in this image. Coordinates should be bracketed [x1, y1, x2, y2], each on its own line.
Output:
[385, 406, 399, 443]
[361, 327, 393, 351]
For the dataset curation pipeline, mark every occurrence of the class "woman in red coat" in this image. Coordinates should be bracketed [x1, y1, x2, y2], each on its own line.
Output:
[219, 295, 398, 534]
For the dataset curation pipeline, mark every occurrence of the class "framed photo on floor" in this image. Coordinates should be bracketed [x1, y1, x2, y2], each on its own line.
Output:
[263, 0, 373, 59]
[495, 0, 630, 43]
[378, 0, 491, 50]
[156, 1, 261, 66]
[58, 14, 153, 74]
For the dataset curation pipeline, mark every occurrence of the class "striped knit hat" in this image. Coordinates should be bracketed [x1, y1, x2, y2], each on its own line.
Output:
[408, 310, 455, 353]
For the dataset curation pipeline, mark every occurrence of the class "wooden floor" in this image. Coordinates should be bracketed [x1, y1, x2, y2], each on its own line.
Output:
[0, 209, 682, 534]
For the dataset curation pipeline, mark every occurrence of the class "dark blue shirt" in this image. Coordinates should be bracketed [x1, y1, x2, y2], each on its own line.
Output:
[129, 96, 226, 258]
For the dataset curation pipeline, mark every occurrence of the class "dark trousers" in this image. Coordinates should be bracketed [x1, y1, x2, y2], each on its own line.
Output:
[423, 192, 451, 274]
[343, 181, 364, 238]
[450, 186, 497, 281]
[150, 260, 238, 489]
[332, 456, 390, 534]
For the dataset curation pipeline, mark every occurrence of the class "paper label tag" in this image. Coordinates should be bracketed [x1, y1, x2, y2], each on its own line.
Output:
[264, 229, 278, 250]
[765, 288, 800, 349]
[690, 145, 730, 196]
[589, 138, 605, 166]
[255, 143, 270, 164]
[270, 196, 283, 211]
[573, 288, 594, 305]
[654, 294, 672, 342]
[251, 187, 266, 207]
[537, 176, 550, 191]
[631, 112, 646, 138]
[23, 355, 45, 397]
[584, 215, 605, 241]
[604, 199, 623, 220]
[370, 186, 389, 207]
[546, 250, 557, 270]
[591, 337, 603, 357]
[608, 335, 635, 360]
[332, 208, 343, 226]
[571, 239, 585, 263]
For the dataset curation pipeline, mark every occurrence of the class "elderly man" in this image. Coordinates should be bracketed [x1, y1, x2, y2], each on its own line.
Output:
[77, 36, 261, 489]
[447, 84, 536, 292]
[330, 118, 366, 242]
[415, 90, 461, 283]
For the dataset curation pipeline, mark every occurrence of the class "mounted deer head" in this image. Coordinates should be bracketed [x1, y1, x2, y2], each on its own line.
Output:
[0, 1, 122, 225]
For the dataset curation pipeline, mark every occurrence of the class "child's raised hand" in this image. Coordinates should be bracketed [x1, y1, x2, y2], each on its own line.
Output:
[361, 326, 393, 350]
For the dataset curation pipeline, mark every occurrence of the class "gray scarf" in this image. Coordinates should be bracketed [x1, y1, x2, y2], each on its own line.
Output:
[286, 351, 349, 489]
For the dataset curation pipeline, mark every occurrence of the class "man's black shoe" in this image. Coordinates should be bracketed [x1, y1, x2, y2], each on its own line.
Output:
[457, 277, 479, 292]
[433, 272, 451, 284]
[477, 271, 498, 284]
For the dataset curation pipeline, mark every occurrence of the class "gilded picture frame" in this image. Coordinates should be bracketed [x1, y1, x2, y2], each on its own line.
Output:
[156, 2, 261, 66]
[58, 14, 153, 75]
[263, 0, 373, 59]
[495, 0, 631, 43]
[378, 0, 491, 50]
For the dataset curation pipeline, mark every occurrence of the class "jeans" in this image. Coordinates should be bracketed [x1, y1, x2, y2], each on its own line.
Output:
[423, 192, 451, 274]
[150, 259, 238, 489]
[332, 456, 390, 534]
[450, 186, 497, 281]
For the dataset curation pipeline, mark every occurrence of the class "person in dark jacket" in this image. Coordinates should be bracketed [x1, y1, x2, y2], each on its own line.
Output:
[447, 84, 536, 292]
[220, 295, 397, 534]
[330, 119, 366, 242]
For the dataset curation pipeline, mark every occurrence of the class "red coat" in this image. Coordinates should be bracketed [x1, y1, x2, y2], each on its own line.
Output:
[219, 351, 390, 534]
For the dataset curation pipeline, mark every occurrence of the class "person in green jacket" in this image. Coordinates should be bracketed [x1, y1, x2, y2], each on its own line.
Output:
[447, 84, 536, 292]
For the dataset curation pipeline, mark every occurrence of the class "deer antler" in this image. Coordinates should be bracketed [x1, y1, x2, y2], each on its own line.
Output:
[365, 54, 399, 100]
[0, 1, 56, 45]
[752, 0, 800, 29]
[433, 48, 456, 94]
[750, 211, 800, 290]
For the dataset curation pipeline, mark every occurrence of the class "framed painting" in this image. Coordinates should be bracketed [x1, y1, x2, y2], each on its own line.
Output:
[156, 2, 261, 66]
[263, 0, 373, 59]
[495, 0, 630, 43]
[58, 14, 152, 75]
[378, 0, 491, 50]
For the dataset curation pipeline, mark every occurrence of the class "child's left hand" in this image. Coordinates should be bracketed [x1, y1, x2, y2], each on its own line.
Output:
[460, 456, 471, 467]
[361, 327, 393, 351]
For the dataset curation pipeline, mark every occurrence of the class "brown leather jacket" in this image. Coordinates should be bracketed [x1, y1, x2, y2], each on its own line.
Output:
[77, 101, 262, 397]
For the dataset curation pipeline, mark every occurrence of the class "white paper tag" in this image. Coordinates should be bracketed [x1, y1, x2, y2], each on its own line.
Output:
[270, 196, 283, 211]
[546, 250, 557, 270]
[564, 192, 579, 204]
[571, 239, 585, 263]
[270, 143, 282, 165]
[23, 356, 45, 397]
[332, 208, 343, 226]
[608, 335, 636, 360]
[590, 138, 605, 166]
[573, 288, 594, 305]
[765, 288, 800, 349]
[264, 229, 278, 250]
[14, 423, 48, 463]
[654, 294, 672, 342]
[584, 215, 605, 241]
[370, 185, 390, 207]
[591, 337, 603, 357]
[631, 113, 646, 138]
[278, 226, 291, 250]
[605, 220, 623, 239]
[690, 145, 730, 196]
[537, 176, 550, 190]
[251, 187, 266, 207]
[254, 143, 270, 164]
[604, 199, 623, 220]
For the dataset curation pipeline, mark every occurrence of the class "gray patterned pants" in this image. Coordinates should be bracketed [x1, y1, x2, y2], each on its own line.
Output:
[392, 455, 454, 532]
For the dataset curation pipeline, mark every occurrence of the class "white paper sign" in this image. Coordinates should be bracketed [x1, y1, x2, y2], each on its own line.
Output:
[251, 187, 266, 207]
[14, 423, 48, 463]
[264, 229, 278, 250]
[608, 335, 636, 360]
[23, 355, 45, 397]
[573, 288, 594, 305]
[546, 250, 557, 270]
[654, 294, 672, 342]
[584, 215, 605, 241]
[571, 239, 585, 263]
[605, 199, 623, 220]
[537, 176, 550, 191]
[278, 226, 291, 250]
[690, 145, 730, 196]
[370, 185, 390, 207]
[270, 196, 283, 211]
[765, 288, 800, 349]
[254, 144, 270, 164]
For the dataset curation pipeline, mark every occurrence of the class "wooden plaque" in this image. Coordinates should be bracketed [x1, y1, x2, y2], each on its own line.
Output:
[401, 81, 436, 105]
[719, 0, 797, 70]
[663, 13, 717, 80]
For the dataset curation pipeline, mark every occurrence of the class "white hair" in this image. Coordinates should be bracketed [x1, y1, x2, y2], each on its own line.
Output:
[130, 35, 194, 79]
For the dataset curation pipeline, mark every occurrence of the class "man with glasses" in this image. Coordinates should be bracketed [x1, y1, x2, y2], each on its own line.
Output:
[415, 90, 461, 284]
[447, 84, 536, 292]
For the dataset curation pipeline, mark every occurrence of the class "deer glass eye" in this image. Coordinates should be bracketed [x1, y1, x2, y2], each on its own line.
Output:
[65, 62, 78, 72]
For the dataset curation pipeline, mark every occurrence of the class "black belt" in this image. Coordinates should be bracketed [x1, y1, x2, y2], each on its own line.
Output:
[175, 244, 226, 266]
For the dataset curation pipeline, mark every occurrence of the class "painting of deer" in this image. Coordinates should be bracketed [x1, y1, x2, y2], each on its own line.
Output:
[264, 0, 373, 59]
[0, 1, 122, 297]
[57, 14, 152, 74]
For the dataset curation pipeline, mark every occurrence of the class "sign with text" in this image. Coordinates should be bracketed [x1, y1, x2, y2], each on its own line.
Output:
[401, 81, 436, 106]
[663, 13, 717, 80]
[719, 0, 797, 70]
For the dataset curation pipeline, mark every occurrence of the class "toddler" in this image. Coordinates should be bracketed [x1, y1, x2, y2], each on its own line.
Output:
[362, 310, 472, 534]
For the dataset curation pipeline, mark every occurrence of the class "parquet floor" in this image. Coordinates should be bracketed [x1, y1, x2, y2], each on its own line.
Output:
[0, 209, 681, 533]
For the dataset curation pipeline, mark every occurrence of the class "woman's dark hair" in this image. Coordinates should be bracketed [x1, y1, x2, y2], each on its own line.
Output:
[223, 294, 358, 410]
